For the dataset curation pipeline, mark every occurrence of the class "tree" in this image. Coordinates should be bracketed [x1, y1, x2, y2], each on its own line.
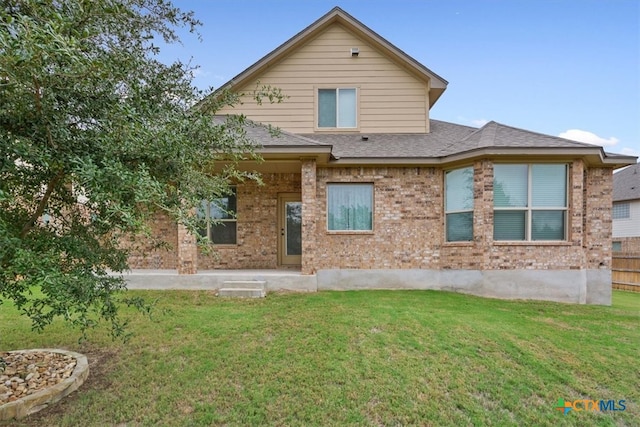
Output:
[0, 0, 279, 338]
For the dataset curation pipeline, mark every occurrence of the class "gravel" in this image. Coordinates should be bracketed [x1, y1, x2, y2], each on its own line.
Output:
[0, 351, 77, 404]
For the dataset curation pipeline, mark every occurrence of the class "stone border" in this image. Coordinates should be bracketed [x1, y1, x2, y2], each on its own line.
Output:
[0, 349, 89, 420]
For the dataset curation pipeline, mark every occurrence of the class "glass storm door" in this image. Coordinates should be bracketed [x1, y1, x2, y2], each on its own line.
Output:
[278, 194, 302, 266]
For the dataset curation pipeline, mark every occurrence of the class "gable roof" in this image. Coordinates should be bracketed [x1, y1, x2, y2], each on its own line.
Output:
[613, 162, 640, 202]
[211, 6, 448, 107]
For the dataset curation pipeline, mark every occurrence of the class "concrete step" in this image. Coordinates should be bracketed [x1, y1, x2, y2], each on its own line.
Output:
[222, 280, 266, 290]
[218, 280, 267, 298]
[218, 288, 266, 298]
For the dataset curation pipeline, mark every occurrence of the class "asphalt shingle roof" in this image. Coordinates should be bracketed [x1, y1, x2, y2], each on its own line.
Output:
[215, 115, 634, 166]
[613, 162, 640, 202]
[300, 120, 477, 158]
[300, 120, 603, 159]
[213, 116, 329, 148]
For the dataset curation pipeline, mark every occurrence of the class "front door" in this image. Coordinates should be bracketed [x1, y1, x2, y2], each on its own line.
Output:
[278, 193, 302, 266]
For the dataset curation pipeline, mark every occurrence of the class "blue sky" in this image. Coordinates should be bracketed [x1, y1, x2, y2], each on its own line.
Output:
[161, 0, 640, 159]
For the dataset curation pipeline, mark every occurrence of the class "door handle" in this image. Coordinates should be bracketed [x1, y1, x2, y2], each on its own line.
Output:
[281, 228, 285, 236]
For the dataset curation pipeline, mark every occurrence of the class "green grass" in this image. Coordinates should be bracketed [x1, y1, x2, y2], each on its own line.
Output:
[1, 290, 638, 426]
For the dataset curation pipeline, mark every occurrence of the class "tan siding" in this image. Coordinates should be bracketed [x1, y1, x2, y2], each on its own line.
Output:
[218, 24, 429, 134]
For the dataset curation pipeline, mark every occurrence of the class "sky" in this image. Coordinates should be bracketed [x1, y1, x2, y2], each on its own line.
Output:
[160, 0, 640, 160]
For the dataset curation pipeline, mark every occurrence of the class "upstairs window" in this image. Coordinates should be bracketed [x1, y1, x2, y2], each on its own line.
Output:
[445, 166, 474, 242]
[198, 187, 237, 245]
[318, 88, 357, 128]
[613, 202, 630, 220]
[493, 164, 567, 241]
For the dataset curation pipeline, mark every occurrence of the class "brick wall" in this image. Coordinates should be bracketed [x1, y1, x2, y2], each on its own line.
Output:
[614, 236, 640, 254]
[197, 173, 301, 270]
[584, 167, 613, 269]
[124, 212, 178, 269]
[130, 160, 615, 275]
[312, 166, 442, 270]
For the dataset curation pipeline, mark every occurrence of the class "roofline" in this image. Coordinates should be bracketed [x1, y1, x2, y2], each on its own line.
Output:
[258, 146, 333, 154]
[327, 147, 637, 167]
[210, 6, 447, 107]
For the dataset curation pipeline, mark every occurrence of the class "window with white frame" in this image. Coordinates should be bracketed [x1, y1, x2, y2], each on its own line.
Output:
[197, 187, 237, 244]
[613, 202, 630, 220]
[327, 183, 373, 231]
[318, 88, 357, 128]
[493, 164, 567, 241]
[445, 166, 474, 242]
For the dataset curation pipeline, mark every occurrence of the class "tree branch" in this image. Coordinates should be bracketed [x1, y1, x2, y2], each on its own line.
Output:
[20, 169, 65, 239]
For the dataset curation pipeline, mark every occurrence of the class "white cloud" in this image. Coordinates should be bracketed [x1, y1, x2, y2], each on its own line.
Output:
[558, 129, 619, 147]
[620, 147, 640, 157]
[471, 118, 489, 127]
[454, 116, 490, 128]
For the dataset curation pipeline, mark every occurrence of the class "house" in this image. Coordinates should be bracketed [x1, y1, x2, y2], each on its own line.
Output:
[612, 162, 640, 253]
[126, 7, 636, 304]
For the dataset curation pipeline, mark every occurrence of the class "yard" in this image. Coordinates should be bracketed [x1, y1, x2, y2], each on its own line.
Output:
[1, 289, 638, 426]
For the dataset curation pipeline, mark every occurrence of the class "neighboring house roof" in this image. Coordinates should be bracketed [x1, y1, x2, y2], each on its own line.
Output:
[613, 162, 640, 202]
[210, 6, 448, 108]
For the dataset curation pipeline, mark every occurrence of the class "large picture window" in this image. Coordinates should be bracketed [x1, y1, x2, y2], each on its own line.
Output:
[493, 164, 567, 241]
[327, 183, 373, 231]
[445, 166, 474, 242]
[198, 187, 237, 245]
[318, 88, 357, 128]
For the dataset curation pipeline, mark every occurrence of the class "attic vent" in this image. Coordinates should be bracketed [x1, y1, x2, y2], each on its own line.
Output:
[350, 47, 359, 57]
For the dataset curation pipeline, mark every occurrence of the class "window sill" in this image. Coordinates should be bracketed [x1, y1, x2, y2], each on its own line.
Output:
[443, 241, 475, 246]
[492, 241, 572, 246]
[326, 230, 374, 235]
[208, 244, 238, 248]
[314, 127, 360, 133]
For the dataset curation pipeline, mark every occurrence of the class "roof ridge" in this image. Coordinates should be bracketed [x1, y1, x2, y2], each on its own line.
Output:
[489, 120, 599, 149]
[477, 121, 499, 147]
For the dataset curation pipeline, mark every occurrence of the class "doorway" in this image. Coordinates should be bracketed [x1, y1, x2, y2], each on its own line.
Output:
[278, 193, 302, 266]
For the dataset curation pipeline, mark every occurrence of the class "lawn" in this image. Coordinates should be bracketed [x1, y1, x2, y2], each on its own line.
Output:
[1, 290, 638, 426]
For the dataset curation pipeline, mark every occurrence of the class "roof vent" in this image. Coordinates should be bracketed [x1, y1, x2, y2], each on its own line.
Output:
[361, 136, 369, 141]
[351, 47, 359, 57]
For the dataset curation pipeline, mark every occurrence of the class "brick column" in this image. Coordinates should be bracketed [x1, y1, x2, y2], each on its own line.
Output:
[570, 160, 584, 248]
[177, 223, 198, 274]
[473, 160, 493, 268]
[301, 158, 317, 275]
[583, 167, 613, 269]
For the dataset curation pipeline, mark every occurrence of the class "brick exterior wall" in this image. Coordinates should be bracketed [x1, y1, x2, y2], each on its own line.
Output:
[584, 167, 613, 268]
[124, 212, 178, 269]
[197, 173, 301, 270]
[129, 160, 615, 275]
[301, 159, 317, 274]
[613, 236, 640, 254]
[312, 166, 443, 270]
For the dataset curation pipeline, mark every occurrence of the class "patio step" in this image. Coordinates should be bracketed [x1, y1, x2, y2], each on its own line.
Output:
[218, 280, 266, 298]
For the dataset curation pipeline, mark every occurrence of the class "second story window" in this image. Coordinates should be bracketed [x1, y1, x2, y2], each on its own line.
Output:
[318, 88, 356, 128]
